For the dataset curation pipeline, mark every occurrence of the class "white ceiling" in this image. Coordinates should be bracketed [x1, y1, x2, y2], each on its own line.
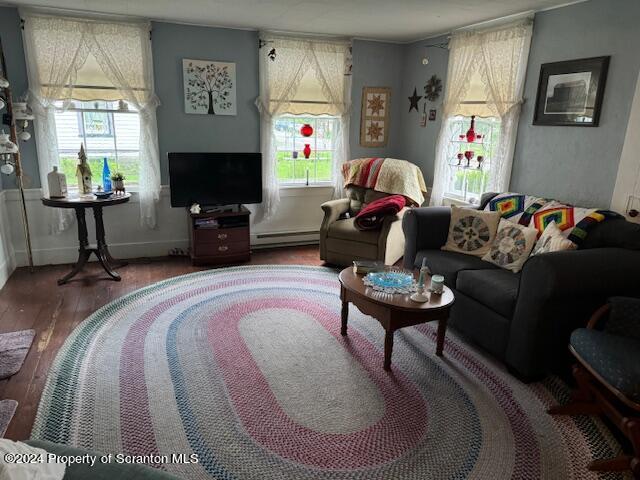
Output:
[5, 0, 581, 42]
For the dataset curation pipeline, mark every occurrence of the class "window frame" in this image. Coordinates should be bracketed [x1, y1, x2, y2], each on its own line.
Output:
[273, 114, 338, 188]
[443, 115, 501, 205]
[54, 100, 141, 188]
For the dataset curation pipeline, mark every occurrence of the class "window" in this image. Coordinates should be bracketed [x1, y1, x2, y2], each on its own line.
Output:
[257, 34, 351, 221]
[274, 115, 338, 185]
[431, 20, 532, 206]
[23, 12, 161, 230]
[54, 101, 140, 186]
[444, 116, 501, 205]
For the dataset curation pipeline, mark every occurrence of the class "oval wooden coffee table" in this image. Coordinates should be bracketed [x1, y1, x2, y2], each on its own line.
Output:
[338, 267, 455, 370]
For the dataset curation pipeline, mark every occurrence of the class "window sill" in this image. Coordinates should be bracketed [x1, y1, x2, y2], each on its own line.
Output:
[278, 184, 335, 198]
[442, 196, 474, 208]
[279, 183, 334, 190]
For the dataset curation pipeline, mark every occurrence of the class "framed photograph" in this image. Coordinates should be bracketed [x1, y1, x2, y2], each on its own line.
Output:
[360, 87, 391, 147]
[183, 59, 237, 115]
[533, 56, 609, 126]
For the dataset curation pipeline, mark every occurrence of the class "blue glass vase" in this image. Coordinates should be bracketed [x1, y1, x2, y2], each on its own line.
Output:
[102, 158, 112, 192]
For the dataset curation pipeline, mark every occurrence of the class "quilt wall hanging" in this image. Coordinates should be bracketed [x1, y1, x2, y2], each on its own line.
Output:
[360, 87, 391, 147]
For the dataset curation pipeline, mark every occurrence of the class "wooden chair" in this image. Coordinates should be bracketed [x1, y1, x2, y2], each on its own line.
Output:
[549, 297, 640, 478]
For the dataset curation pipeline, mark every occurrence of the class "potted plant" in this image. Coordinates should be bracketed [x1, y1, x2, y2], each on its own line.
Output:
[111, 172, 125, 194]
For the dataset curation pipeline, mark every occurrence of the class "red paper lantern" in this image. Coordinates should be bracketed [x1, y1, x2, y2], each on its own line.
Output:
[303, 144, 311, 159]
[300, 123, 313, 137]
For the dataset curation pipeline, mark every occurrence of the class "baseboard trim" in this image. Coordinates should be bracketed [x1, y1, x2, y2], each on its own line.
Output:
[13, 238, 190, 266]
[0, 254, 16, 289]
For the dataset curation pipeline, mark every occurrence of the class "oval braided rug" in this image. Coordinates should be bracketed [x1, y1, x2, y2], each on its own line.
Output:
[32, 265, 624, 479]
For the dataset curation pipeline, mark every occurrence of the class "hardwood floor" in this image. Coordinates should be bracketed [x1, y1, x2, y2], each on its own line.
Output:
[0, 245, 323, 441]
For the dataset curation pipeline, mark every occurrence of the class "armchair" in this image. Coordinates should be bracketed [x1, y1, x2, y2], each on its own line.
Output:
[549, 297, 640, 478]
[319, 187, 407, 266]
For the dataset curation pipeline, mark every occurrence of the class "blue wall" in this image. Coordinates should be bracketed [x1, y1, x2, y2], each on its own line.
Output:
[151, 22, 260, 184]
[510, 0, 640, 207]
[0, 10, 409, 187]
[0, 7, 38, 190]
[2, 0, 640, 208]
[350, 40, 406, 159]
[399, 36, 449, 187]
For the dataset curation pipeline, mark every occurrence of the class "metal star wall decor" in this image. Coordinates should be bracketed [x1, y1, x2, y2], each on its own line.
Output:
[408, 87, 422, 112]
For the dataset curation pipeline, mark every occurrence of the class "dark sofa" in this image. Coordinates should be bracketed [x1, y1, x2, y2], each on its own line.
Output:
[402, 192, 640, 380]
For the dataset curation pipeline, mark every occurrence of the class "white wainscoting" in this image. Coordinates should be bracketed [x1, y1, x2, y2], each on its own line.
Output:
[1, 185, 333, 271]
[0, 191, 16, 289]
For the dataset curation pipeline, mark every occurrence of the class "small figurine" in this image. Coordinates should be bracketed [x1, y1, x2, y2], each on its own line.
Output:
[75, 144, 92, 194]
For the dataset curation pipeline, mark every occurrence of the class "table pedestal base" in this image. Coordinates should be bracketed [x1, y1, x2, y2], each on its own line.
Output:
[57, 206, 127, 285]
[340, 285, 451, 371]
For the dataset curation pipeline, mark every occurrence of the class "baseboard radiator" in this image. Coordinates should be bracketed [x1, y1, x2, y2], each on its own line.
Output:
[253, 230, 320, 248]
[256, 230, 319, 239]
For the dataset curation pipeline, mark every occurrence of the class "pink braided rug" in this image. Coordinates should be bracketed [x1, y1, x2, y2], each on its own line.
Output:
[32, 266, 625, 479]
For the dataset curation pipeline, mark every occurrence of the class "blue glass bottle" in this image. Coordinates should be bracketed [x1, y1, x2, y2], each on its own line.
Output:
[102, 158, 112, 192]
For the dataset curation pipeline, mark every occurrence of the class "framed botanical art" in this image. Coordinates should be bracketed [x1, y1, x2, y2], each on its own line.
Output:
[533, 56, 610, 127]
[183, 59, 237, 115]
[360, 87, 391, 147]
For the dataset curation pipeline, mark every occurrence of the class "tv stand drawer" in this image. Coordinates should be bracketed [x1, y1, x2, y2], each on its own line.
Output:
[194, 227, 249, 245]
[194, 240, 249, 257]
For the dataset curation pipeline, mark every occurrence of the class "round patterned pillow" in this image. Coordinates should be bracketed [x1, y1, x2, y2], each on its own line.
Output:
[489, 226, 527, 265]
[451, 215, 492, 252]
[482, 219, 539, 272]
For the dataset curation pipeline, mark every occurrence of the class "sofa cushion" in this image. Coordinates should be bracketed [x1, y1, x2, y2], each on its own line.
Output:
[414, 249, 498, 286]
[580, 218, 640, 250]
[456, 269, 520, 318]
[571, 328, 640, 402]
[325, 238, 378, 260]
[327, 218, 379, 245]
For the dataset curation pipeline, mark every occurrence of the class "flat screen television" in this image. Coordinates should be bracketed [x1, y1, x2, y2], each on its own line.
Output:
[168, 152, 262, 207]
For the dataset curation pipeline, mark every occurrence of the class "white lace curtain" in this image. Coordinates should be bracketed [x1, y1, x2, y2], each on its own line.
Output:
[255, 33, 351, 223]
[21, 11, 161, 232]
[431, 19, 533, 206]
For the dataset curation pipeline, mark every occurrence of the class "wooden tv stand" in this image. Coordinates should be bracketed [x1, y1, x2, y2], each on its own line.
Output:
[188, 205, 251, 266]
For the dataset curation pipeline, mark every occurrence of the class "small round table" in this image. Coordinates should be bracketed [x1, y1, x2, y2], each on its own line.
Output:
[339, 267, 455, 370]
[41, 194, 131, 285]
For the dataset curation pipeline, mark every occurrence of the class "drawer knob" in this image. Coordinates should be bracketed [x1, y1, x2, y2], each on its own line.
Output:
[217, 233, 228, 240]
[218, 245, 229, 252]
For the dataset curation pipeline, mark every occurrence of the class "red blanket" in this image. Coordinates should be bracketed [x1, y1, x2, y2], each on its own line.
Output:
[354, 195, 406, 230]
